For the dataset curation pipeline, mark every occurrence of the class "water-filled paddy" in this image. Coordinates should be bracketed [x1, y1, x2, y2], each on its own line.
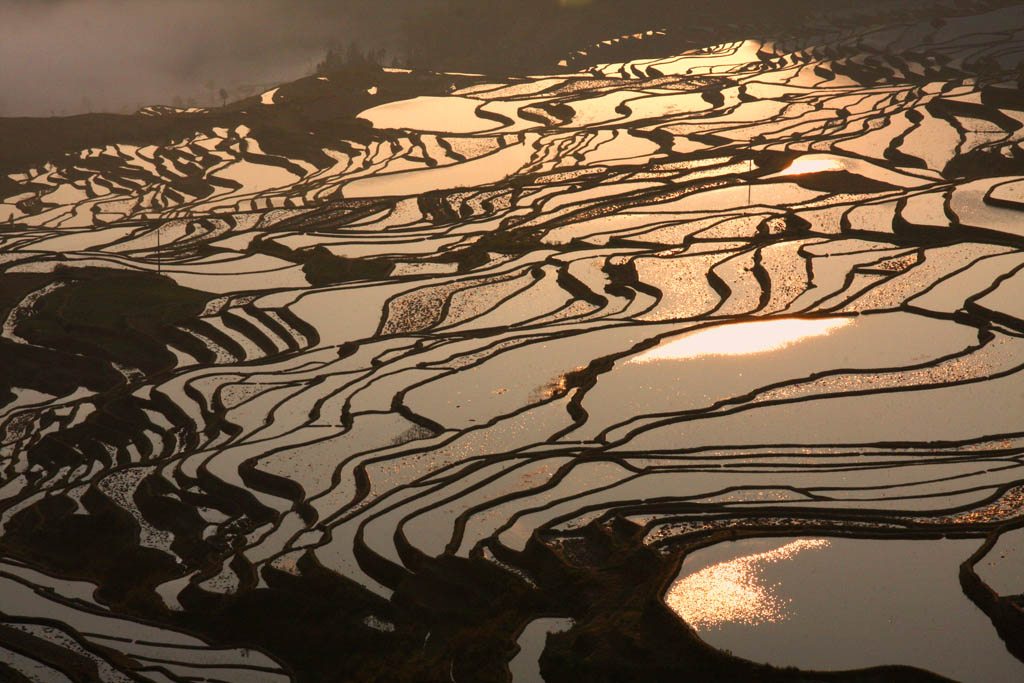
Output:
[667, 537, 1024, 682]
[1, 1, 1024, 680]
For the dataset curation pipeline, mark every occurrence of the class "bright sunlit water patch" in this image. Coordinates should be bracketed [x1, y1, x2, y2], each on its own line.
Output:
[663, 537, 1024, 681]
[664, 539, 829, 629]
[627, 317, 852, 364]
[260, 87, 278, 106]
[776, 156, 846, 176]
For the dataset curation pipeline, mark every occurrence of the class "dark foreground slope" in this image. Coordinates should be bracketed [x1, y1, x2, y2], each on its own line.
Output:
[1, 1, 1024, 681]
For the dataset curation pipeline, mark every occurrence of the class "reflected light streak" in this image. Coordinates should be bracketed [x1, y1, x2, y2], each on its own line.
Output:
[628, 317, 852, 364]
[777, 157, 845, 176]
[665, 539, 829, 630]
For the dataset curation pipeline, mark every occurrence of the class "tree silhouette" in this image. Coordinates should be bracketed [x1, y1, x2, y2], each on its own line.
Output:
[316, 41, 388, 74]
[345, 41, 365, 66]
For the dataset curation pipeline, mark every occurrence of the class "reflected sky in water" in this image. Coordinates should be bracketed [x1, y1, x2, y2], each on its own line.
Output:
[664, 537, 1024, 682]
[776, 157, 846, 176]
[664, 539, 829, 629]
[627, 317, 852, 364]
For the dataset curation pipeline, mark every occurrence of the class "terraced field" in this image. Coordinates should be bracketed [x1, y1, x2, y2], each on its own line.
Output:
[2, 1, 1024, 680]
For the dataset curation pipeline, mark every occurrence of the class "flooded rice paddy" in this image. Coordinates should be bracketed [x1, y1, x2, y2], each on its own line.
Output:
[667, 537, 1024, 681]
[1, 1, 1024, 680]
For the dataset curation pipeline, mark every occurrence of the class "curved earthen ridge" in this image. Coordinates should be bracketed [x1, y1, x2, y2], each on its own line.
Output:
[1, 1, 1024, 680]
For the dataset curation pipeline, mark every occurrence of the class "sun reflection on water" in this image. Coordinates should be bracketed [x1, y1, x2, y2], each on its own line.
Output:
[776, 156, 846, 176]
[628, 317, 852, 364]
[665, 539, 830, 630]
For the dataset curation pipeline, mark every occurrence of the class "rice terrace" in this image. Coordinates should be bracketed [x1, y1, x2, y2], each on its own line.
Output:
[1, 0, 1024, 680]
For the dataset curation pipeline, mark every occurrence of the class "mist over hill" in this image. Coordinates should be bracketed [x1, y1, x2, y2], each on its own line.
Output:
[0, 0, 965, 118]
[0, 0, 427, 117]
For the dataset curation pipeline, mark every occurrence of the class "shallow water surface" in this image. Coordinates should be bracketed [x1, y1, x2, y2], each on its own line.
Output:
[509, 618, 575, 682]
[666, 536, 1024, 682]
[2, 2, 1024, 679]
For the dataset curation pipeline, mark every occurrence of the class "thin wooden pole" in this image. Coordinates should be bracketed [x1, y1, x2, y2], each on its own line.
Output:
[747, 157, 752, 206]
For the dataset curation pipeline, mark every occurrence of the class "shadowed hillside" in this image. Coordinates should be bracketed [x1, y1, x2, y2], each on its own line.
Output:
[1, 1, 1024, 681]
